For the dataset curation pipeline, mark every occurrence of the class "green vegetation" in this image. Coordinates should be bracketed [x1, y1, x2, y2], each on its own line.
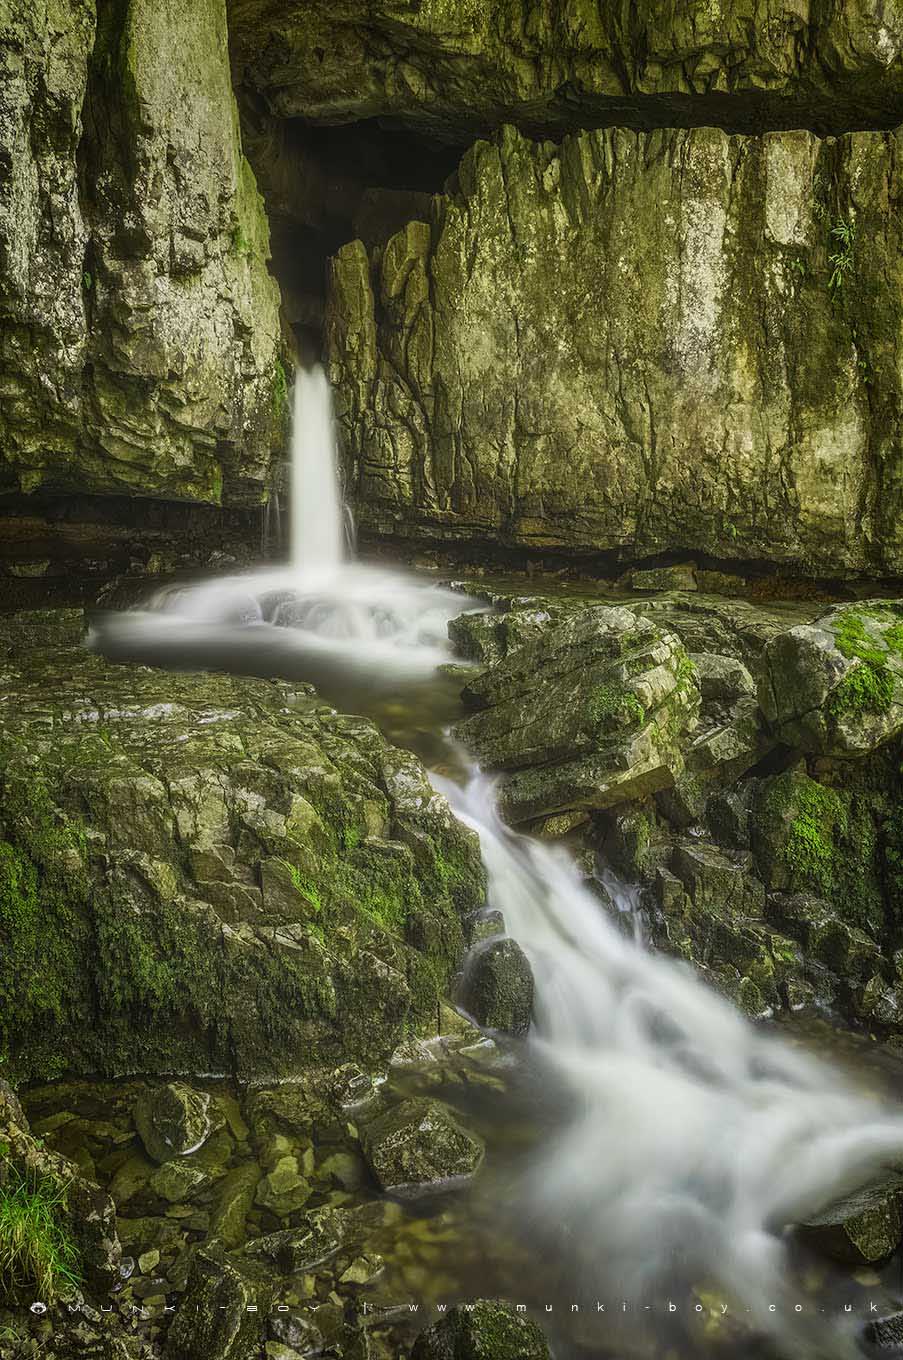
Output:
[231, 224, 251, 257]
[273, 357, 289, 417]
[0, 1162, 81, 1303]
[784, 780, 844, 893]
[588, 684, 645, 730]
[0, 764, 90, 1076]
[826, 610, 901, 720]
[827, 218, 855, 293]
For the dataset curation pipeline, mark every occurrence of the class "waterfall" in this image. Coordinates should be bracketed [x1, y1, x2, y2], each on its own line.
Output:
[290, 364, 345, 572]
[88, 364, 903, 1357]
[438, 769, 903, 1359]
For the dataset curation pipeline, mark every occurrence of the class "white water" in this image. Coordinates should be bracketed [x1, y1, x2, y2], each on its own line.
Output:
[291, 364, 345, 571]
[89, 365, 903, 1355]
[87, 365, 463, 686]
[439, 770, 903, 1356]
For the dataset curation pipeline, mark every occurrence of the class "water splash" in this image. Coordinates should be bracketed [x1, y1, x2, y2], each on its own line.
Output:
[88, 366, 464, 686]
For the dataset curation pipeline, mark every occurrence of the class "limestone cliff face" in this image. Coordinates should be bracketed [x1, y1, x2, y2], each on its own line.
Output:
[229, 0, 903, 139]
[0, 0, 283, 507]
[326, 123, 903, 576]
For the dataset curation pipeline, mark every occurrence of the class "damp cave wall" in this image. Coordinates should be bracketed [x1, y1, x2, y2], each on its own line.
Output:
[6, 2, 903, 581]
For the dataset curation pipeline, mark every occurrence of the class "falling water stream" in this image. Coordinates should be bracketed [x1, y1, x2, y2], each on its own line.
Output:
[89, 368, 903, 1359]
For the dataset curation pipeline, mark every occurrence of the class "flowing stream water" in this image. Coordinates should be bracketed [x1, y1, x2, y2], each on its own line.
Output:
[88, 367, 903, 1359]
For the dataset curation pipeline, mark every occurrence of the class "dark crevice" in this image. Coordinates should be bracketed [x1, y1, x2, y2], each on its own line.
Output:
[238, 95, 465, 349]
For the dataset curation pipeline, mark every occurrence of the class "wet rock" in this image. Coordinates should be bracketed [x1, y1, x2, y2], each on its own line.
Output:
[627, 564, 698, 593]
[210, 1164, 262, 1249]
[1, 0, 282, 508]
[254, 1155, 312, 1218]
[327, 117, 903, 576]
[691, 653, 756, 704]
[797, 1176, 903, 1266]
[134, 1083, 214, 1164]
[149, 1159, 211, 1204]
[455, 606, 699, 823]
[164, 1244, 272, 1360]
[242, 1207, 350, 1272]
[758, 603, 903, 756]
[460, 939, 534, 1037]
[360, 1098, 484, 1195]
[411, 1298, 550, 1360]
[863, 1310, 903, 1352]
[0, 614, 484, 1083]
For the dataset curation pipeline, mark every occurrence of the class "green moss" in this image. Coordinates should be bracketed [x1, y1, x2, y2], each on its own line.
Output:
[827, 663, 894, 720]
[827, 610, 900, 720]
[231, 224, 251, 257]
[588, 684, 645, 731]
[0, 1162, 82, 1304]
[0, 765, 91, 1077]
[785, 780, 844, 893]
[273, 358, 289, 417]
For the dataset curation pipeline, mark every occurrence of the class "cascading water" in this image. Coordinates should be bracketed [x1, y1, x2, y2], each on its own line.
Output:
[291, 364, 345, 571]
[438, 769, 903, 1358]
[88, 364, 903, 1357]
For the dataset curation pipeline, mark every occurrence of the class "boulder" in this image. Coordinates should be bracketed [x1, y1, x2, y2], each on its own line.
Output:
[454, 606, 699, 823]
[134, 1083, 214, 1164]
[411, 1299, 550, 1360]
[758, 603, 903, 756]
[459, 939, 534, 1037]
[797, 1176, 903, 1266]
[164, 1245, 272, 1360]
[359, 1098, 484, 1195]
[0, 611, 484, 1083]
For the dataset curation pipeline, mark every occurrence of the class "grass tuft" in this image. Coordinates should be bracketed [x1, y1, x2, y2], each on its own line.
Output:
[0, 1162, 82, 1303]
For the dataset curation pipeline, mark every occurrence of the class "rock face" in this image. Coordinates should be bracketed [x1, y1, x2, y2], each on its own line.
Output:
[327, 122, 903, 576]
[455, 605, 700, 823]
[0, 1078, 121, 1303]
[0, 0, 283, 507]
[0, 611, 484, 1083]
[798, 1176, 903, 1266]
[229, 1, 903, 139]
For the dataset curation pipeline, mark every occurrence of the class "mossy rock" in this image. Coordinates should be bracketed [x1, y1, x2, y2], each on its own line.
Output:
[411, 1298, 550, 1360]
[0, 611, 485, 1083]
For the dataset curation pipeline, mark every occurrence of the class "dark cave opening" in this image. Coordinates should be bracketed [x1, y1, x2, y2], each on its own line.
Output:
[239, 102, 466, 350]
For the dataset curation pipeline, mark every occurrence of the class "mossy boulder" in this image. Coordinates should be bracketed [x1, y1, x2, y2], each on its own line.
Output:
[797, 1176, 903, 1267]
[455, 605, 699, 823]
[359, 1097, 484, 1195]
[411, 1298, 550, 1360]
[758, 603, 903, 756]
[0, 610, 485, 1083]
[459, 938, 534, 1037]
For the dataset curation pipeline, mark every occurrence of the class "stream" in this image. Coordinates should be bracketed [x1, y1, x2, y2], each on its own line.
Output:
[84, 367, 903, 1359]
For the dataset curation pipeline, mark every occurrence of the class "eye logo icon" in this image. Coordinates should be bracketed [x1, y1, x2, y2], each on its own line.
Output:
[30, 1302, 47, 1315]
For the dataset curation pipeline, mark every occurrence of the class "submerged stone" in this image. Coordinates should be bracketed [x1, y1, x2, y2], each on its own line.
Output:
[134, 1083, 214, 1164]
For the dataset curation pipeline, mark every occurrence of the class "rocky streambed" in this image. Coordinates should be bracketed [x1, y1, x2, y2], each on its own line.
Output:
[3, 574, 903, 1358]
